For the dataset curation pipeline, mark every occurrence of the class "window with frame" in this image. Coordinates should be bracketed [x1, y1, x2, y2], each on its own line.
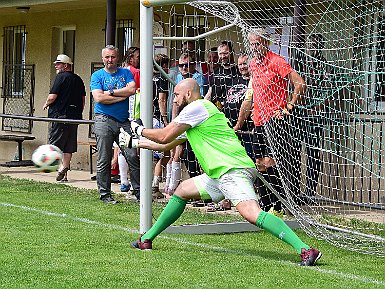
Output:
[2, 25, 27, 97]
[374, 16, 385, 103]
[105, 19, 134, 62]
[61, 27, 76, 67]
[170, 15, 207, 63]
[362, 11, 385, 112]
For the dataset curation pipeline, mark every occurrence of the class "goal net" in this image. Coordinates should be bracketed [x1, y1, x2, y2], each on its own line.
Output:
[148, 0, 385, 257]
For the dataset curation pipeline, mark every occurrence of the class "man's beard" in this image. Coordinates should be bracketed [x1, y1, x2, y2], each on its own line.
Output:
[221, 59, 230, 67]
[176, 97, 189, 114]
[241, 71, 250, 78]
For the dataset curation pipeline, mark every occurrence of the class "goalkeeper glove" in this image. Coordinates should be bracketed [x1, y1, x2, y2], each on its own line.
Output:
[131, 118, 144, 136]
[119, 128, 139, 148]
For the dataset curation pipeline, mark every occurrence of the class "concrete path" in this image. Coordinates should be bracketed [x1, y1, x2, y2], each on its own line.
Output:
[0, 165, 101, 191]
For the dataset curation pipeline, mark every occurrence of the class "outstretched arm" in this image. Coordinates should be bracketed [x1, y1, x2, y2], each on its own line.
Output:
[140, 121, 191, 144]
[138, 137, 185, 152]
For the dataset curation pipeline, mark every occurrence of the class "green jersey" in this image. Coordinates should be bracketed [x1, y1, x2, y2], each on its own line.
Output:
[173, 99, 255, 178]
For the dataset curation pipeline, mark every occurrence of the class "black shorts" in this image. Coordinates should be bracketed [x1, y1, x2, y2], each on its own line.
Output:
[252, 125, 273, 159]
[253, 114, 303, 160]
[48, 122, 78, 153]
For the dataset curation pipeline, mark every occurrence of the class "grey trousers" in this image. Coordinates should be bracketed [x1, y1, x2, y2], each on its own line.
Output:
[94, 114, 140, 198]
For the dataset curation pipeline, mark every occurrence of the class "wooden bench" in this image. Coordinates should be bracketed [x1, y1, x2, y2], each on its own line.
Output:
[0, 134, 35, 167]
[78, 139, 97, 174]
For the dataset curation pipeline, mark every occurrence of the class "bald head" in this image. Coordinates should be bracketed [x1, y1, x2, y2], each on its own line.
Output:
[176, 78, 201, 99]
[173, 78, 202, 112]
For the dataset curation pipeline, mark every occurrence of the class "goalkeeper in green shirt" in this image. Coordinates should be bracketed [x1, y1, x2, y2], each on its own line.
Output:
[119, 78, 321, 266]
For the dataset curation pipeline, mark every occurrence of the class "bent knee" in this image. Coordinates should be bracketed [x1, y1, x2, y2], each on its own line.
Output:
[174, 179, 200, 201]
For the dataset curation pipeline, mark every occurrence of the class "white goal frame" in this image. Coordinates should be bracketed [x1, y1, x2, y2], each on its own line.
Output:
[139, 0, 242, 233]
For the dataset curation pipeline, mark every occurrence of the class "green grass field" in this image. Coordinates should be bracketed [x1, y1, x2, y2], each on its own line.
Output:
[1, 175, 384, 289]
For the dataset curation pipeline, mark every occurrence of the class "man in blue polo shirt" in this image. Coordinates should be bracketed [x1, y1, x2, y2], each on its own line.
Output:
[90, 45, 138, 203]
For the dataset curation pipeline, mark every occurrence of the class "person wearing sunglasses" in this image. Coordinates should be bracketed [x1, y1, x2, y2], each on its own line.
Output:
[175, 53, 207, 96]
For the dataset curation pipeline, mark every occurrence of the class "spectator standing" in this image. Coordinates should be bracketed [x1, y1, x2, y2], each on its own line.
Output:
[206, 41, 240, 110]
[206, 47, 219, 77]
[123, 46, 140, 87]
[301, 33, 331, 199]
[43, 54, 85, 182]
[90, 45, 137, 203]
[116, 46, 142, 196]
[153, 54, 170, 124]
[247, 29, 306, 216]
[123, 46, 140, 119]
[152, 54, 171, 198]
[224, 54, 255, 158]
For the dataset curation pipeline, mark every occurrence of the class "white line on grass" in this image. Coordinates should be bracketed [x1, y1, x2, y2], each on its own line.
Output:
[2, 202, 385, 287]
[1, 202, 140, 234]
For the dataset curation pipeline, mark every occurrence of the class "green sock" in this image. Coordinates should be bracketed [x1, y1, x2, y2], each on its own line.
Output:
[256, 211, 310, 254]
[141, 195, 187, 241]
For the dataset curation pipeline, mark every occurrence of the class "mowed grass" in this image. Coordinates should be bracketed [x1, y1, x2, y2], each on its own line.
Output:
[0, 175, 384, 289]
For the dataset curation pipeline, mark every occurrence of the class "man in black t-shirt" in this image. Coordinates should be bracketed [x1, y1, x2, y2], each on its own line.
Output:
[153, 54, 170, 124]
[223, 54, 255, 159]
[43, 54, 86, 182]
[206, 41, 240, 110]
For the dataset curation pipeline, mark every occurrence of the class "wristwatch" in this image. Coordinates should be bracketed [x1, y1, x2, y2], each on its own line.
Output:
[109, 88, 114, 96]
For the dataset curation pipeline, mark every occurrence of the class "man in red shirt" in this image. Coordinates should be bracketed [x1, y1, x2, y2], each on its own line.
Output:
[248, 28, 306, 216]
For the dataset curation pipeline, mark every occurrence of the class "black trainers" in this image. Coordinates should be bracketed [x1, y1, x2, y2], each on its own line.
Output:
[56, 167, 69, 181]
[131, 239, 152, 250]
[111, 175, 120, 183]
[132, 190, 140, 201]
[100, 194, 118, 204]
[299, 247, 322, 266]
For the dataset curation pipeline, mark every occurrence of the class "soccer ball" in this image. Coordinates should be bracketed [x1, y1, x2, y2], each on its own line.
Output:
[32, 144, 63, 173]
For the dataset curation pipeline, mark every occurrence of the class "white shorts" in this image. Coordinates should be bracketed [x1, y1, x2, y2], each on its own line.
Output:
[194, 168, 258, 206]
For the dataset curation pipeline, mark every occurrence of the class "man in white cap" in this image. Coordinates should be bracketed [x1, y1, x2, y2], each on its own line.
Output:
[43, 54, 86, 182]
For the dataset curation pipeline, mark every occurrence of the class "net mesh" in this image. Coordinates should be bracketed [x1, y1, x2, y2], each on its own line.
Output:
[151, 0, 385, 256]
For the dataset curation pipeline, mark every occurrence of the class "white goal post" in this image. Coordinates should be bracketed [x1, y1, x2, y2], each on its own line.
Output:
[138, 0, 240, 233]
